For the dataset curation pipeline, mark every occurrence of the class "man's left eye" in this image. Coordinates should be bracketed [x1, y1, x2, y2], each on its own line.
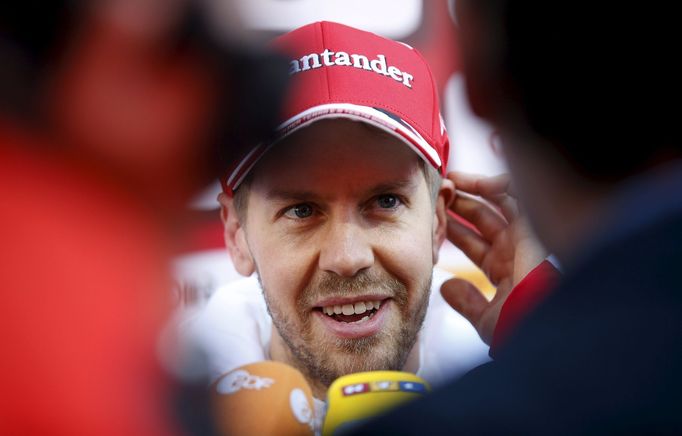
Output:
[283, 203, 315, 219]
[376, 194, 401, 209]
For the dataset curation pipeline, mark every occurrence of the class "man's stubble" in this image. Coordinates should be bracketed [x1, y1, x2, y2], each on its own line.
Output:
[260, 268, 432, 389]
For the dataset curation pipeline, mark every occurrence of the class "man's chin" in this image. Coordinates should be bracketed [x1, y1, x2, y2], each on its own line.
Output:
[273, 312, 421, 388]
[313, 336, 408, 377]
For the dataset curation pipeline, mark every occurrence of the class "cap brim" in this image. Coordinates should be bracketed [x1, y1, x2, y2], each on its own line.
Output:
[225, 102, 441, 193]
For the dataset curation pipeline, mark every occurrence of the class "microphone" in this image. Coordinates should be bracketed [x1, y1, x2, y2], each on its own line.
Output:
[322, 371, 431, 435]
[211, 361, 316, 436]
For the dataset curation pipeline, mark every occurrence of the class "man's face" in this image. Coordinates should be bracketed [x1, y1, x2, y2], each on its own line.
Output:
[235, 120, 440, 390]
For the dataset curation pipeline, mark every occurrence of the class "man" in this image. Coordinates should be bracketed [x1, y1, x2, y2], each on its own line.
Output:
[356, 0, 682, 433]
[189, 21, 541, 421]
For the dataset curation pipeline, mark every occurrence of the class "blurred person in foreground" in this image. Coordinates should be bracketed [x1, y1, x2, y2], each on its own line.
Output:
[0, 1, 285, 434]
[188, 21, 548, 431]
[355, 0, 682, 433]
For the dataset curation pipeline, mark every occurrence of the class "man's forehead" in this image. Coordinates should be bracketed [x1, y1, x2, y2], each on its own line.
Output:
[261, 176, 421, 203]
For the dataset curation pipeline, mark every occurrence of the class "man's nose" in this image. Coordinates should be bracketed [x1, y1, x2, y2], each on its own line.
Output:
[318, 220, 374, 277]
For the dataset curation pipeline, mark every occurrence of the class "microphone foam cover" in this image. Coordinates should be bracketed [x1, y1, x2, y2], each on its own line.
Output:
[323, 371, 430, 435]
[211, 361, 315, 436]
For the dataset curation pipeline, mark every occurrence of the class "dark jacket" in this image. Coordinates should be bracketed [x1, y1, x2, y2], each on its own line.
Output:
[355, 207, 682, 435]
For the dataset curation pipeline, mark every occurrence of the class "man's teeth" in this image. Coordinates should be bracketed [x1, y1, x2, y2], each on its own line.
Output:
[323, 300, 382, 316]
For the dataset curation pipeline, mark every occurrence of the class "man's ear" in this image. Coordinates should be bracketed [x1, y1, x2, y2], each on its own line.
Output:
[433, 177, 456, 264]
[218, 192, 255, 276]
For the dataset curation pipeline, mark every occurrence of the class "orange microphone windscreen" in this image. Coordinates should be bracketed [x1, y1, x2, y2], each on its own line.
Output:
[211, 361, 316, 436]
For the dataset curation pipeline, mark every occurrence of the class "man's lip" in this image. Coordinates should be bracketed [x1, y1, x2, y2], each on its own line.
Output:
[313, 300, 390, 339]
[312, 295, 391, 308]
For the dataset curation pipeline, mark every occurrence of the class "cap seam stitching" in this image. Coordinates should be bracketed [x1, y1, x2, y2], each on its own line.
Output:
[319, 22, 332, 101]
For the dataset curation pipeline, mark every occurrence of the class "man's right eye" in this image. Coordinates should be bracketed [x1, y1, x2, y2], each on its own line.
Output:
[283, 203, 314, 219]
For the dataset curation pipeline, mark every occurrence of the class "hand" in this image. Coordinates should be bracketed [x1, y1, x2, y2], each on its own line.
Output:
[441, 172, 546, 345]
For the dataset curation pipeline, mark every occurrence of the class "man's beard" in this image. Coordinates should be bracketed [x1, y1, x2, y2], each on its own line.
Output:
[260, 269, 431, 389]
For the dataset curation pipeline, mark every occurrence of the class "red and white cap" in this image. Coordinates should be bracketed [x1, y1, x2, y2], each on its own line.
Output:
[222, 21, 449, 194]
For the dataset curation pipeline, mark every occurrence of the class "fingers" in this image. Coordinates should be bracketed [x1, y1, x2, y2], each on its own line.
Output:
[446, 193, 511, 272]
[446, 213, 491, 266]
[441, 278, 492, 344]
[448, 172, 513, 198]
[440, 278, 488, 326]
[487, 194, 519, 223]
[449, 172, 519, 222]
[451, 194, 507, 241]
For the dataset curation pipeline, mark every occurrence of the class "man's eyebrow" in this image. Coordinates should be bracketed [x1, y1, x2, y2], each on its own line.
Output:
[265, 189, 324, 202]
[265, 179, 418, 202]
[366, 179, 419, 196]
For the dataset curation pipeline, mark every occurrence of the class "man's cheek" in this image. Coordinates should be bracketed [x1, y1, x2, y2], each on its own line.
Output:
[377, 246, 430, 292]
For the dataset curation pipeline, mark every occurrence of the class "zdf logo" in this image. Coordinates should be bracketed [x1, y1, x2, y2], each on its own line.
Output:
[216, 369, 275, 395]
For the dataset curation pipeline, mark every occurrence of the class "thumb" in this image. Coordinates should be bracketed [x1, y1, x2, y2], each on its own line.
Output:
[440, 278, 488, 328]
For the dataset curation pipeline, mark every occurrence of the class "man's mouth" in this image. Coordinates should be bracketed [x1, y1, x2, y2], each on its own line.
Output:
[318, 300, 383, 323]
[311, 297, 390, 339]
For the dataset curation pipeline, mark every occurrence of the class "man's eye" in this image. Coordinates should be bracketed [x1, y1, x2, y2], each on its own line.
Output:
[283, 203, 314, 219]
[376, 194, 400, 209]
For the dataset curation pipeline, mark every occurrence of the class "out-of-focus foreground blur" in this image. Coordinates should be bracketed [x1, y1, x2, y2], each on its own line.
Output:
[1, 0, 287, 433]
